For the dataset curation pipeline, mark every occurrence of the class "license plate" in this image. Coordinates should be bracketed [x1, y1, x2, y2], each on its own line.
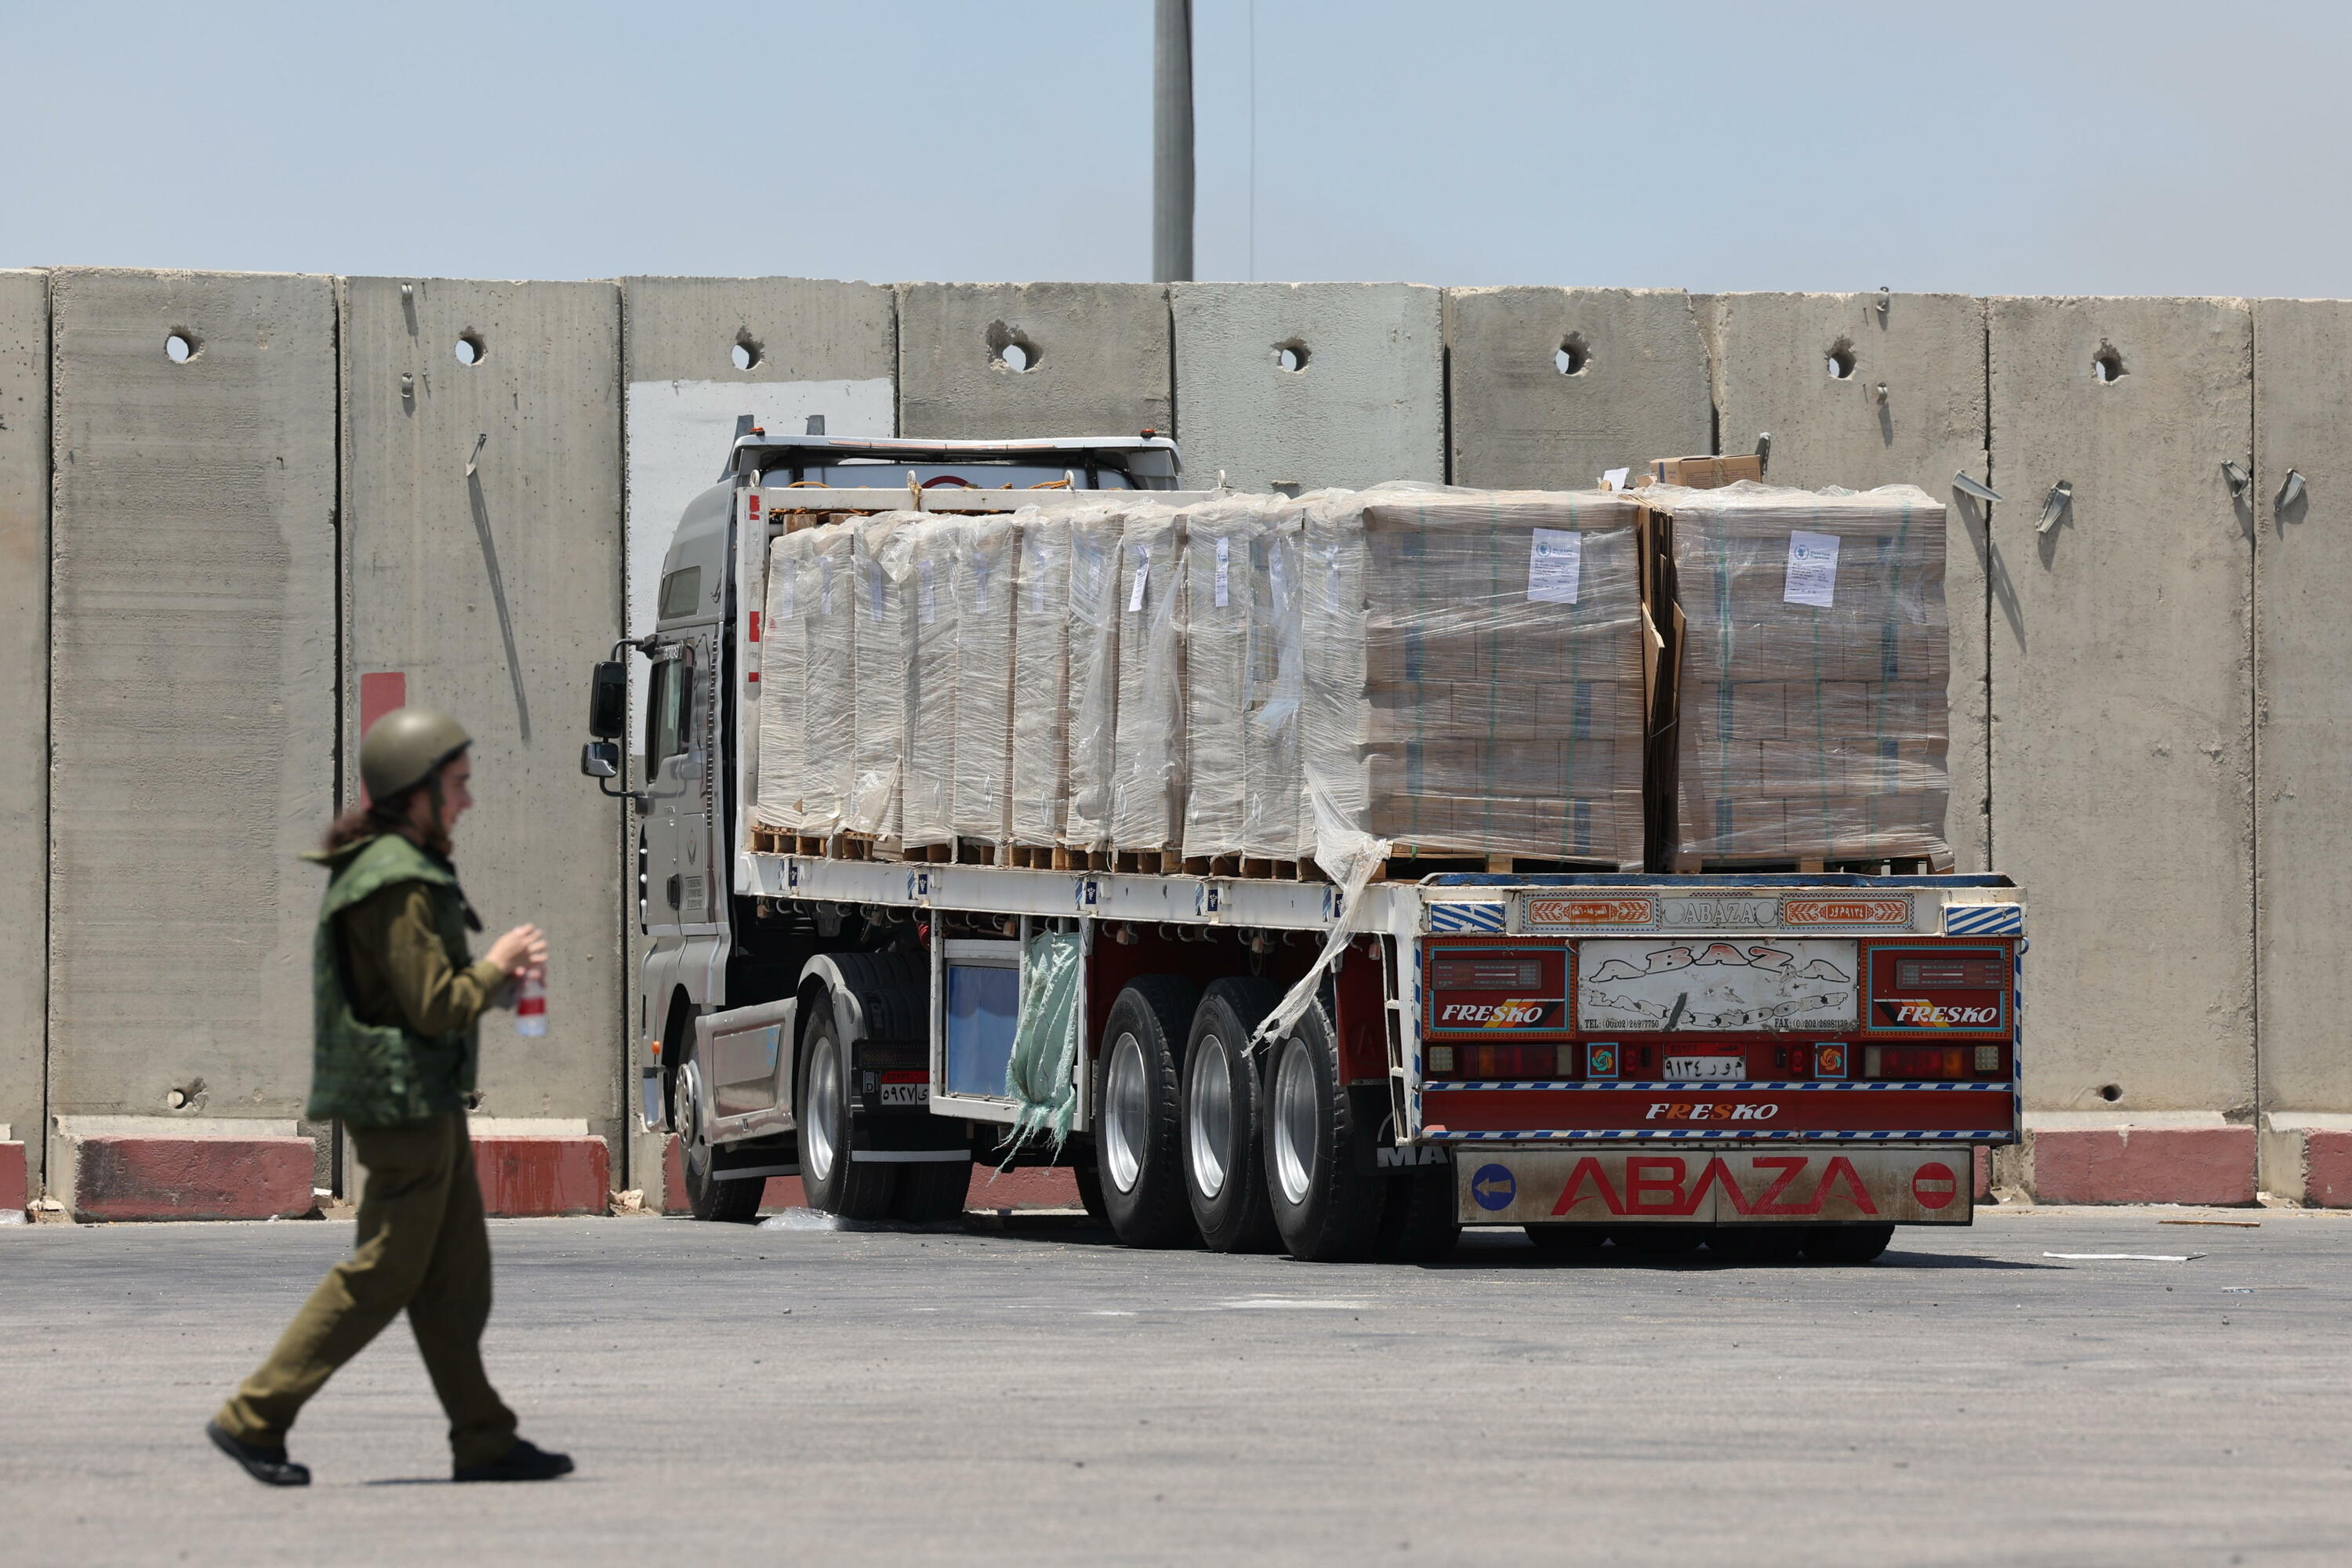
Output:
[880, 1083, 930, 1106]
[1661, 1055, 1746, 1080]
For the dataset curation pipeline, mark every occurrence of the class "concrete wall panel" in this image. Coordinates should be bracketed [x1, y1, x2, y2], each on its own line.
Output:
[47, 269, 338, 1140]
[1172, 282, 1443, 492]
[1715, 292, 1992, 870]
[340, 277, 624, 1149]
[897, 282, 1167, 441]
[1444, 286, 1710, 489]
[0, 271, 48, 1188]
[1988, 296, 2253, 1113]
[2252, 298, 2352, 1113]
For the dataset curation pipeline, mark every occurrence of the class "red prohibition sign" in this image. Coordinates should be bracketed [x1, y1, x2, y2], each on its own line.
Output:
[1911, 1162, 1958, 1210]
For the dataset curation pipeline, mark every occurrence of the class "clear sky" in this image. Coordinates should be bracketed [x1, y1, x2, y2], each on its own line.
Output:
[9, 0, 2347, 298]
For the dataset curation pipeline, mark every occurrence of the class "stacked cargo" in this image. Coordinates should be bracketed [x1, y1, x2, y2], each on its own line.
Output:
[950, 516, 1020, 846]
[1179, 493, 1304, 865]
[1656, 481, 1950, 867]
[1301, 488, 1650, 873]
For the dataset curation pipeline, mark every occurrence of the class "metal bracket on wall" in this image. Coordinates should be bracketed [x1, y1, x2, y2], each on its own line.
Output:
[1953, 473, 2002, 504]
[2277, 469, 2307, 514]
[2036, 480, 2073, 535]
[2221, 460, 2252, 503]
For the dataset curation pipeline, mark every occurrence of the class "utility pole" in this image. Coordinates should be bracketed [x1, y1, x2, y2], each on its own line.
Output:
[1153, 0, 1194, 283]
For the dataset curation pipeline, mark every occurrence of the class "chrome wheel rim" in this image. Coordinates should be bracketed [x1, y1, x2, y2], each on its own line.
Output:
[1272, 1036, 1317, 1206]
[804, 1035, 842, 1183]
[1103, 1031, 1149, 1194]
[1186, 1033, 1233, 1200]
[677, 1059, 709, 1174]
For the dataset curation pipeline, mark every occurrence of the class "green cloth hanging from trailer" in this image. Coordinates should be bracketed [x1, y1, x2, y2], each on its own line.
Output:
[1004, 930, 1083, 1155]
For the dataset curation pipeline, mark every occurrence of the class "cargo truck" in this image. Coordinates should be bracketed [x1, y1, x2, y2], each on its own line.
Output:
[579, 431, 2023, 1263]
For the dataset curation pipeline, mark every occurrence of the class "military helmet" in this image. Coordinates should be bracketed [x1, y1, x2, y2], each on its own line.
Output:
[360, 707, 472, 802]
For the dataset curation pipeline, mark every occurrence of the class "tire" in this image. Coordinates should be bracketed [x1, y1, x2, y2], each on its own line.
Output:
[1181, 978, 1284, 1253]
[795, 993, 899, 1221]
[1072, 1158, 1109, 1226]
[889, 1156, 973, 1224]
[672, 1003, 760, 1224]
[1610, 1225, 1704, 1254]
[1802, 1223, 1895, 1265]
[1094, 977, 1202, 1249]
[1262, 1000, 1384, 1263]
[1376, 1166, 1461, 1263]
[1708, 1225, 1805, 1262]
[1524, 1225, 1607, 1255]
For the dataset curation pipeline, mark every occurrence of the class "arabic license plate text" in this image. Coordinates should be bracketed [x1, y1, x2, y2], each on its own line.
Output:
[1661, 1055, 1746, 1081]
[880, 1083, 930, 1106]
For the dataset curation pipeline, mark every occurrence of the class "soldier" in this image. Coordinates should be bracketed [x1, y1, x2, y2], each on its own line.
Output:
[206, 708, 573, 1486]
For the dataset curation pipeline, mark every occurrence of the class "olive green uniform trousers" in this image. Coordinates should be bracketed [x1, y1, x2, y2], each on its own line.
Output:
[214, 1112, 517, 1468]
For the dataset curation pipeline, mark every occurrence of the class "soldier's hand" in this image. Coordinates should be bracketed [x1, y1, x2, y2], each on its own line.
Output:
[488, 924, 549, 980]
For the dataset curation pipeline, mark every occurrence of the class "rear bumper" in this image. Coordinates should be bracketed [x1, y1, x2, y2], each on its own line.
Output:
[1455, 1145, 1973, 1225]
[1422, 1081, 2016, 1141]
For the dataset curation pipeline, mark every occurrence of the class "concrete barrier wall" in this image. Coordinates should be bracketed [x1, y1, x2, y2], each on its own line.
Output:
[339, 277, 627, 1157]
[897, 282, 1170, 441]
[0, 271, 47, 1186]
[1444, 286, 1711, 489]
[28, 267, 2352, 1208]
[1171, 282, 1443, 492]
[46, 270, 339, 1162]
[1987, 296, 2255, 1114]
[2252, 299, 2352, 1117]
[1713, 292, 1994, 871]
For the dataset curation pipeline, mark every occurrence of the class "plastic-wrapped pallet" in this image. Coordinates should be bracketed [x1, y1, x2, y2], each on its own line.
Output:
[902, 517, 963, 850]
[1664, 481, 1949, 865]
[1009, 506, 1074, 850]
[848, 511, 919, 844]
[754, 524, 817, 832]
[952, 514, 1020, 845]
[1061, 503, 1131, 851]
[1107, 501, 1185, 855]
[1179, 494, 1279, 860]
[798, 521, 858, 835]
[1301, 485, 1649, 878]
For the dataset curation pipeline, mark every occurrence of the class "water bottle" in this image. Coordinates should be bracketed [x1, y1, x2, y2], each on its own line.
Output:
[515, 973, 547, 1037]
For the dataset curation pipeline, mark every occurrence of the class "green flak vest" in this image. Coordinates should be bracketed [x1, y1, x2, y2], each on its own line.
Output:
[304, 833, 481, 1128]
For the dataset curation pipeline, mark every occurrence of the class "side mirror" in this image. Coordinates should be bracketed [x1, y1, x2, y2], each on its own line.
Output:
[588, 661, 627, 739]
[580, 740, 620, 779]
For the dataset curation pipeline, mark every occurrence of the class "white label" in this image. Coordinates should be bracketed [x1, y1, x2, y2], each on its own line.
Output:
[1784, 530, 1841, 608]
[1527, 528, 1582, 604]
[1601, 466, 1629, 492]
[1214, 535, 1231, 608]
[779, 561, 796, 619]
[919, 558, 937, 624]
[1128, 546, 1150, 612]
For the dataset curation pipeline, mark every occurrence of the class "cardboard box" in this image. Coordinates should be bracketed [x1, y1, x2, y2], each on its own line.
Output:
[1650, 453, 1764, 488]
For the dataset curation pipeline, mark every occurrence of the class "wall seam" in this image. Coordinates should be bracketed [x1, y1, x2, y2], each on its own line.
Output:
[38, 270, 56, 1198]
[614, 277, 633, 1195]
[1980, 296, 1994, 873]
[2247, 302, 2263, 1133]
[329, 274, 349, 1194]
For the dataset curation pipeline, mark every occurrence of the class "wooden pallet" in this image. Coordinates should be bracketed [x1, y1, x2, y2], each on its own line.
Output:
[1671, 853, 1950, 875]
[1375, 847, 1628, 882]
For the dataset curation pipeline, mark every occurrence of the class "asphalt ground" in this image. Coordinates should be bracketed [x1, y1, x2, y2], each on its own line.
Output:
[5, 1207, 2348, 1566]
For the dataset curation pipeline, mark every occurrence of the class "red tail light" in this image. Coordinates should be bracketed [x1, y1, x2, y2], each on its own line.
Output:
[1864, 1045, 1967, 1080]
[1427, 1043, 1577, 1080]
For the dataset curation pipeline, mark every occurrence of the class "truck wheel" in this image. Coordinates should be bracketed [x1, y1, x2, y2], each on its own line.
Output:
[1524, 1225, 1607, 1255]
[1376, 1165, 1461, 1263]
[675, 1052, 761, 1224]
[1094, 977, 1201, 1249]
[796, 994, 898, 1221]
[1262, 1001, 1383, 1262]
[1072, 1158, 1109, 1225]
[890, 1156, 973, 1224]
[1802, 1223, 1895, 1265]
[1182, 978, 1283, 1253]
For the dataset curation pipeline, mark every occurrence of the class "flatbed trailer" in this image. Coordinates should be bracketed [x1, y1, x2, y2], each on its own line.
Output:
[583, 432, 2023, 1262]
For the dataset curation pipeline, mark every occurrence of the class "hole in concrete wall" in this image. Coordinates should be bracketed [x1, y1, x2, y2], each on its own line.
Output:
[164, 332, 198, 364]
[1825, 340, 1857, 379]
[731, 330, 764, 372]
[1275, 339, 1310, 374]
[985, 321, 1040, 373]
[455, 332, 486, 367]
[165, 1088, 187, 1109]
[2092, 345, 2127, 383]
[1554, 334, 1589, 376]
[2098, 1082, 2122, 1102]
